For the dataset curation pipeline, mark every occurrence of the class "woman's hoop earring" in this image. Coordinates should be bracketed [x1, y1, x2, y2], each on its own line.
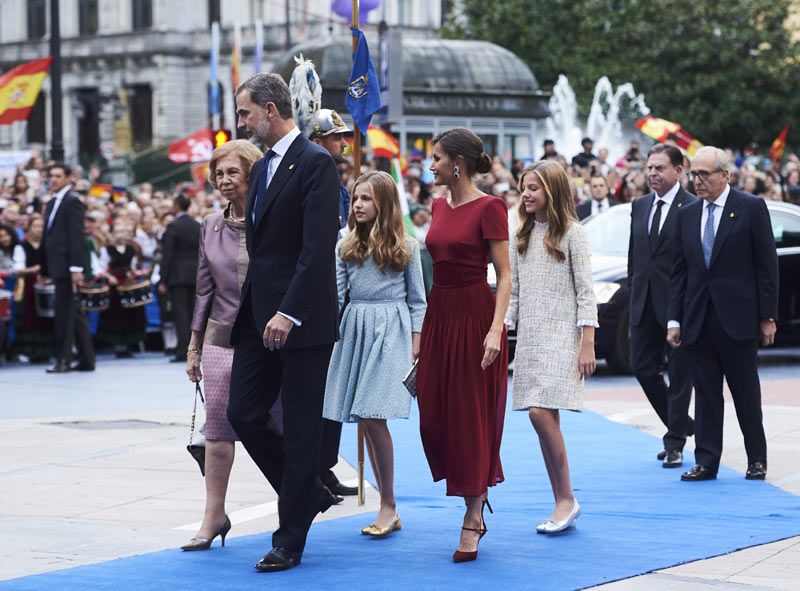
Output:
[453, 166, 460, 179]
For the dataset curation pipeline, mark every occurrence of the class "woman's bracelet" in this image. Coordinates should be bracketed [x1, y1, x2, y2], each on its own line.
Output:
[187, 347, 201, 356]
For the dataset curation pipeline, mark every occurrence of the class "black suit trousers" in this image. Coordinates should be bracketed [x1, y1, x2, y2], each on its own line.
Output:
[169, 285, 195, 357]
[318, 418, 343, 487]
[630, 291, 693, 451]
[228, 301, 333, 554]
[686, 302, 766, 473]
[54, 278, 95, 366]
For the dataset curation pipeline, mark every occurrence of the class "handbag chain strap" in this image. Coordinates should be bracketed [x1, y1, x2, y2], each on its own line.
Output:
[188, 381, 205, 444]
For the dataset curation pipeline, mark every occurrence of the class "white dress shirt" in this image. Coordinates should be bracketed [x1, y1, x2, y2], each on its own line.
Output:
[47, 185, 72, 230]
[592, 197, 610, 216]
[263, 126, 303, 327]
[648, 182, 680, 234]
[700, 183, 730, 241]
[667, 184, 731, 329]
[265, 126, 301, 190]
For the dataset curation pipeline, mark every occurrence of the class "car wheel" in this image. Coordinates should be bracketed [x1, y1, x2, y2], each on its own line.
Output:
[606, 306, 632, 374]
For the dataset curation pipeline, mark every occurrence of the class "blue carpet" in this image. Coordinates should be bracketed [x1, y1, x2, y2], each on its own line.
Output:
[5, 406, 800, 590]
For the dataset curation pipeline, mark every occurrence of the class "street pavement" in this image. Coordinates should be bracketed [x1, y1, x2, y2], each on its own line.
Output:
[0, 350, 798, 589]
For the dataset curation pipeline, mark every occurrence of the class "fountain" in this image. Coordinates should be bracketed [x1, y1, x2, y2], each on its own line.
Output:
[543, 75, 650, 164]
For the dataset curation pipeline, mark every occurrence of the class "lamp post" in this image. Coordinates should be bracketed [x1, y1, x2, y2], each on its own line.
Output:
[49, 0, 64, 161]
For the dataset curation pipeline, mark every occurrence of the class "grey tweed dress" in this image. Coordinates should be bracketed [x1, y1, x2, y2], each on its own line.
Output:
[506, 221, 598, 412]
[323, 237, 427, 423]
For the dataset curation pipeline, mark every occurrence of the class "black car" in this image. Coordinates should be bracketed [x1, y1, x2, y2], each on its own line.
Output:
[583, 199, 800, 373]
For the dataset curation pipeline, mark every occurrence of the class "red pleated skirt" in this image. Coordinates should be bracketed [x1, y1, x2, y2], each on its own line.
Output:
[416, 264, 508, 497]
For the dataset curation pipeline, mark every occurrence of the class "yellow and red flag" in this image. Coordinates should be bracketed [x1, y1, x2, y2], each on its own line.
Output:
[0, 57, 52, 125]
[636, 115, 703, 156]
[367, 126, 400, 159]
[769, 125, 789, 163]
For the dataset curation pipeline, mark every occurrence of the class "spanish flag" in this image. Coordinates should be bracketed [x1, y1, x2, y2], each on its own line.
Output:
[769, 125, 789, 163]
[635, 115, 704, 156]
[0, 57, 52, 125]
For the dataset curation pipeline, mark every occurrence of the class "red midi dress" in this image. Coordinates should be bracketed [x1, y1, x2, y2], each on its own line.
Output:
[416, 195, 509, 497]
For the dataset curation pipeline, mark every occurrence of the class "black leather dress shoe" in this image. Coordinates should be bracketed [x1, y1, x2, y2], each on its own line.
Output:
[316, 486, 342, 513]
[71, 363, 95, 372]
[255, 547, 301, 572]
[329, 482, 358, 496]
[745, 461, 767, 480]
[46, 361, 70, 374]
[681, 464, 717, 481]
[662, 450, 683, 468]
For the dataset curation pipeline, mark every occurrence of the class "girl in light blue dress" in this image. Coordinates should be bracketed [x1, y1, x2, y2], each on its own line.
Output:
[323, 170, 427, 538]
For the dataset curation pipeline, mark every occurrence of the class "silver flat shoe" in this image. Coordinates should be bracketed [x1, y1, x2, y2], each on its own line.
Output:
[536, 500, 581, 534]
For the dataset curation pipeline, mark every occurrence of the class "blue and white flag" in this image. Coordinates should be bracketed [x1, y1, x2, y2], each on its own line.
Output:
[345, 28, 382, 136]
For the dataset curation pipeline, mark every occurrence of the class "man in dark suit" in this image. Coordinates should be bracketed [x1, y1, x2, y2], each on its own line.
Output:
[158, 194, 200, 362]
[229, 73, 340, 572]
[628, 144, 696, 468]
[307, 108, 358, 500]
[667, 146, 778, 482]
[40, 163, 95, 373]
[577, 174, 621, 220]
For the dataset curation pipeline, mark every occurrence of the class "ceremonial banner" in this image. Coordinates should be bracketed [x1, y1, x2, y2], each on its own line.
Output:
[345, 28, 382, 135]
[0, 57, 52, 125]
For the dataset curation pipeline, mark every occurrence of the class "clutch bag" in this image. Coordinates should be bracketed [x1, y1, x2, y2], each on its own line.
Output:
[402, 358, 419, 398]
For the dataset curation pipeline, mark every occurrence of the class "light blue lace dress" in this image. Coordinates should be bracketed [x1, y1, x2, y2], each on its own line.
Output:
[323, 237, 427, 423]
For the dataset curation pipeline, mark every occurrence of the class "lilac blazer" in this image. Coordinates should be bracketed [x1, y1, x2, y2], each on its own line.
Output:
[191, 210, 247, 348]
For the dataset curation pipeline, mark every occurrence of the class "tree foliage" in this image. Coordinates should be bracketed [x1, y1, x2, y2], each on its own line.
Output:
[444, 0, 800, 148]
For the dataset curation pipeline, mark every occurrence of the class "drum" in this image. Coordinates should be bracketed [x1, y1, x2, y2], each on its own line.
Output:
[118, 278, 153, 308]
[0, 289, 11, 322]
[34, 282, 56, 318]
[79, 283, 111, 312]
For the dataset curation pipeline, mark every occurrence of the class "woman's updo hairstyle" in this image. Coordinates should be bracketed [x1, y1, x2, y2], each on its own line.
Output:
[432, 127, 492, 176]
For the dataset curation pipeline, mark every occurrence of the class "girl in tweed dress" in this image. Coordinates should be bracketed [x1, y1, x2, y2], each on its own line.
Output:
[323, 171, 426, 538]
[505, 160, 598, 535]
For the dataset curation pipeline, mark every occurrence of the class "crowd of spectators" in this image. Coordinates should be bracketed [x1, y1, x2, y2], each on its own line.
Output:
[1, 138, 799, 364]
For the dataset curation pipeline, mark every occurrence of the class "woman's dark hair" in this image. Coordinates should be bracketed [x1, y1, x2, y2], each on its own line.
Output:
[0, 223, 19, 254]
[432, 128, 492, 176]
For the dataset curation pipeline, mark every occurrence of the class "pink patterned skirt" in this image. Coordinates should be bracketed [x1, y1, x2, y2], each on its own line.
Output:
[202, 344, 239, 441]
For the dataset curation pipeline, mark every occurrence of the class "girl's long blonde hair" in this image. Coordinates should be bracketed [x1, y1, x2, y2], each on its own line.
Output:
[515, 160, 578, 262]
[340, 171, 410, 272]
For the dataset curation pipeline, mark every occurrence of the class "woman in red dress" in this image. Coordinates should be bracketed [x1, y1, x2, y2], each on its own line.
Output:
[416, 128, 511, 562]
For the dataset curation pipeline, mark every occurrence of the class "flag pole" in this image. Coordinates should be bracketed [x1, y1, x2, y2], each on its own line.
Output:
[352, 0, 366, 508]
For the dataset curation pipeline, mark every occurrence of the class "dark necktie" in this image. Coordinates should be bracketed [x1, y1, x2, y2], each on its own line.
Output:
[649, 199, 664, 250]
[251, 149, 277, 223]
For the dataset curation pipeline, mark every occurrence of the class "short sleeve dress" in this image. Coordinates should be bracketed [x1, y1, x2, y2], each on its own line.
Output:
[416, 195, 509, 497]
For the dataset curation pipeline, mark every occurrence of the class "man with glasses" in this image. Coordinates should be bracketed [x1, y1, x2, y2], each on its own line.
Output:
[628, 144, 696, 468]
[667, 147, 778, 482]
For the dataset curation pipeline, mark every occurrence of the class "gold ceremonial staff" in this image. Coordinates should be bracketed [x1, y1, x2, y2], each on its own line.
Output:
[351, 0, 366, 508]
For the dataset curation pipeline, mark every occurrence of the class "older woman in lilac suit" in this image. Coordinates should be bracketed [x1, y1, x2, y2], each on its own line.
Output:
[181, 139, 272, 551]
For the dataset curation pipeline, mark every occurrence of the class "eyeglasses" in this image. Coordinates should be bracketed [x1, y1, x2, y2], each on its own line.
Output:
[687, 169, 723, 182]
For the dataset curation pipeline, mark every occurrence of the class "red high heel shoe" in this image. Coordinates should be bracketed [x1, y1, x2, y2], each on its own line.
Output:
[453, 499, 493, 562]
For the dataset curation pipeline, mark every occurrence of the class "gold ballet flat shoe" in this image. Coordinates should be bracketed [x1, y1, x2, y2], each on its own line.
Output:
[362, 514, 402, 538]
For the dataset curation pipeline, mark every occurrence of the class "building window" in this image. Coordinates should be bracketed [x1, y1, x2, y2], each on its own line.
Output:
[208, 0, 221, 28]
[27, 0, 47, 40]
[78, 0, 99, 35]
[27, 91, 47, 145]
[128, 85, 153, 149]
[132, 0, 153, 31]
